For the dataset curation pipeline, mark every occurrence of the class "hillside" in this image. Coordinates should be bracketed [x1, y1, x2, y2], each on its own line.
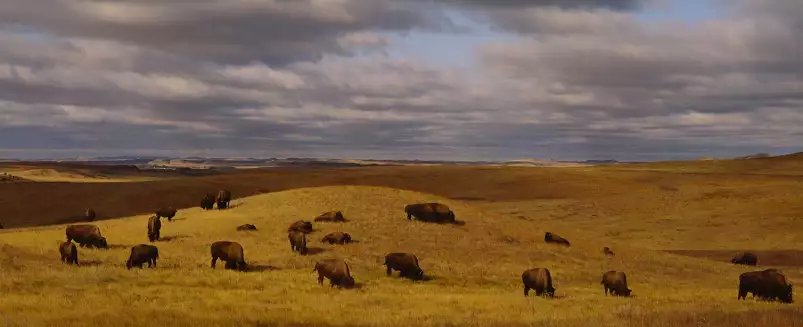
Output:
[0, 186, 799, 327]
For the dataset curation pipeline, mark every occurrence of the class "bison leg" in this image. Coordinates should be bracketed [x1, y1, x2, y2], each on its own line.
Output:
[524, 286, 530, 297]
[386, 266, 392, 276]
[604, 286, 609, 296]
[535, 288, 543, 296]
[738, 289, 747, 300]
[211, 256, 218, 268]
[318, 274, 325, 286]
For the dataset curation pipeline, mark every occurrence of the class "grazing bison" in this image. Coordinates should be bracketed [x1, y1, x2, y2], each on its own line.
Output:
[739, 269, 793, 303]
[288, 230, 308, 255]
[155, 207, 177, 221]
[236, 224, 257, 231]
[522, 267, 555, 298]
[288, 220, 313, 234]
[200, 193, 215, 210]
[321, 232, 352, 245]
[84, 208, 96, 222]
[731, 252, 758, 266]
[65, 224, 108, 249]
[601, 270, 632, 296]
[210, 241, 247, 271]
[314, 211, 345, 222]
[603, 247, 615, 256]
[126, 244, 159, 269]
[544, 232, 570, 247]
[147, 216, 161, 242]
[59, 241, 78, 265]
[404, 203, 455, 223]
[384, 252, 424, 280]
[313, 259, 356, 288]
[216, 190, 232, 210]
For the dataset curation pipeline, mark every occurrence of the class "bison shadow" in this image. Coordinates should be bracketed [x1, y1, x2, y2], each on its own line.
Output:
[451, 220, 467, 226]
[168, 217, 187, 222]
[305, 247, 326, 255]
[244, 264, 281, 273]
[75, 260, 103, 267]
[107, 244, 132, 250]
[157, 235, 190, 242]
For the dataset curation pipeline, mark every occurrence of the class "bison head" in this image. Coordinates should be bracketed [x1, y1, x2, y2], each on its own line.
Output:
[412, 268, 425, 280]
[126, 258, 133, 270]
[623, 288, 632, 297]
[781, 284, 793, 303]
[341, 276, 356, 288]
[96, 237, 108, 249]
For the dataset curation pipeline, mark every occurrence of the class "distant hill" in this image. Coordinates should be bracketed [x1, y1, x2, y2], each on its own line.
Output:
[734, 153, 772, 160]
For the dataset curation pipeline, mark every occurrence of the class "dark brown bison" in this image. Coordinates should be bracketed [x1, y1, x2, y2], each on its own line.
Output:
[321, 232, 352, 245]
[731, 252, 758, 266]
[739, 269, 793, 303]
[216, 190, 232, 210]
[210, 241, 247, 271]
[288, 230, 308, 255]
[65, 224, 108, 249]
[288, 220, 313, 234]
[84, 208, 96, 222]
[314, 211, 345, 222]
[313, 259, 356, 288]
[147, 216, 161, 242]
[236, 224, 257, 231]
[384, 252, 424, 280]
[603, 247, 615, 256]
[155, 207, 177, 221]
[544, 232, 570, 247]
[522, 267, 555, 298]
[601, 270, 632, 296]
[126, 244, 159, 269]
[404, 203, 455, 223]
[201, 193, 216, 210]
[59, 241, 78, 265]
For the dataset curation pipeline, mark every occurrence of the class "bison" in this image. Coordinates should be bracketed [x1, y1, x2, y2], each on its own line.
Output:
[236, 224, 257, 231]
[65, 224, 108, 249]
[601, 270, 632, 296]
[314, 211, 346, 223]
[288, 220, 313, 234]
[147, 216, 161, 242]
[59, 241, 78, 265]
[544, 232, 570, 247]
[384, 252, 424, 280]
[731, 252, 758, 266]
[404, 203, 455, 223]
[200, 193, 216, 210]
[321, 232, 352, 245]
[216, 190, 232, 210]
[126, 244, 159, 269]
[210, 241, 247, 271]
[522, 267, 555, 298]
[313, 259, 356, 288]
[84, 208, 96, 222]
[739, 269, 793, 303]
[155, 207, 177, 221]
[603, 247, 615, 256]
[288, 230, 308, 255]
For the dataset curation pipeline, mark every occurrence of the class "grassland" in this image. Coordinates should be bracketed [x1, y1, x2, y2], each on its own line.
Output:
[0, 159, 802, 326]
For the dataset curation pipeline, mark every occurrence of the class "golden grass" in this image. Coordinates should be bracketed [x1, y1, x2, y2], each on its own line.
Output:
[0, 185, 800, 327]
[0, 168, 158, 183]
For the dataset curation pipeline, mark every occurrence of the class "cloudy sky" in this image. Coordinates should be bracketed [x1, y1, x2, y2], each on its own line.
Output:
[0, 0, 800, 161]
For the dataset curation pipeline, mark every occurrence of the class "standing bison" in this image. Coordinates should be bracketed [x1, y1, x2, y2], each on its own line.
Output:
[155, 207, 177, 221]
[404, 203, 455, 223]
[65, 224, 108, 249]
[601, 270, 632, 296]
[59, 241, 78, 265]
[313, 259, 356, 288]
[731, 252, 758, 266]
[314, 211, 345, 222]
[210, 241, 247, 271]
[739, 269, 793, 303]
[522, 267, 555, 298]
[288, 220, 313, 234]
[384, 252, 424, 280]
[544, 232, 570, 247]
[321, 232, 352, 245]
[84, 208, 96, 222]
[126, 244, 159, 269]
[147, 216, 161, 242]
[288, 230, 308, 255]
[216, 190, 232, 210]
[200, 193, 216, 210]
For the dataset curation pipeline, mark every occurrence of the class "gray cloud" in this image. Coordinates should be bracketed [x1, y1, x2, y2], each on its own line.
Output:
[0, 0, 800, 161]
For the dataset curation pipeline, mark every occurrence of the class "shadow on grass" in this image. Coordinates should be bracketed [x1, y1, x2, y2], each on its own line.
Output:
[158, 235, 190, 242]
[107, 244, 132, 250]
[75, 260, 102, 267]
[244, 264, 281, 273]
[305, 247, 326, 255]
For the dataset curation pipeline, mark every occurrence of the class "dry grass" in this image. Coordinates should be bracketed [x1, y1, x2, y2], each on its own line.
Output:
[0, 185, 800, 327]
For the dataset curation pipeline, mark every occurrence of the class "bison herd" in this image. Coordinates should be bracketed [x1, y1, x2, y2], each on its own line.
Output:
[47, 190, 793, 304]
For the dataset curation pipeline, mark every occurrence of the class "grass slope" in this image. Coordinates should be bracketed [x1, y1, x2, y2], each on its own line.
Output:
[0, 186, 799, 327]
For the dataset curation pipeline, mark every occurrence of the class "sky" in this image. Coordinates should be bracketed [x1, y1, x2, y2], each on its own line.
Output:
[0, 0, 801, 161]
